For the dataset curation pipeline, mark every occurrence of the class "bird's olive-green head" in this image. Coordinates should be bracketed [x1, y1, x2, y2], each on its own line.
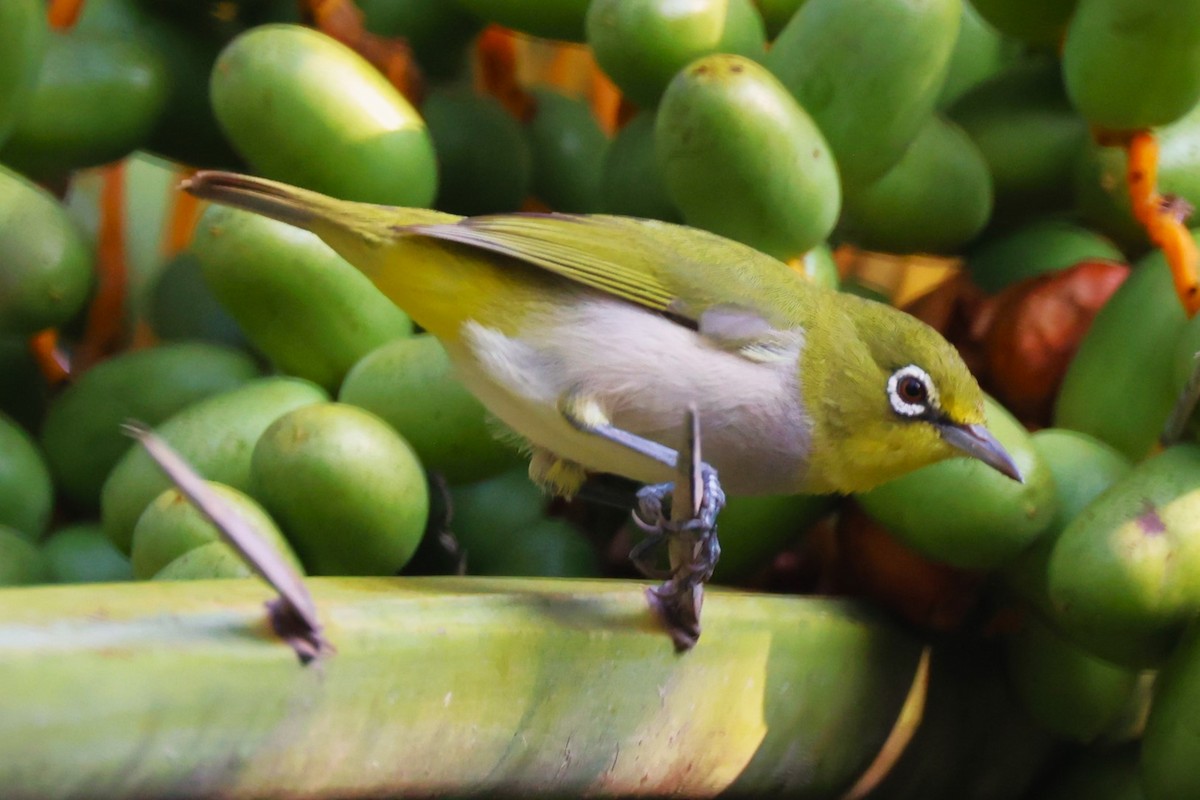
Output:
[803, 293, 1020, 494]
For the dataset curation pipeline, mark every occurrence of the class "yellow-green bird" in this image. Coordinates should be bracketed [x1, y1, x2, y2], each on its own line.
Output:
[185, 171, 1020, 499]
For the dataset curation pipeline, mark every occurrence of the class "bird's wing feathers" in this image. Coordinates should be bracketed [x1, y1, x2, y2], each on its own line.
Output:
[408, 214, 677, 312]
[405, 213, 816, 336]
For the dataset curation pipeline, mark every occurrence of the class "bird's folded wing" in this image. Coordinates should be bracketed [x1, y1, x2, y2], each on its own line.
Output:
[404, 213, 808, 328]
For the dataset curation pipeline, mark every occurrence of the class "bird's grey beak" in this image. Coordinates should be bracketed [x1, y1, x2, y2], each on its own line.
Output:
[937, 422, 1024, 483]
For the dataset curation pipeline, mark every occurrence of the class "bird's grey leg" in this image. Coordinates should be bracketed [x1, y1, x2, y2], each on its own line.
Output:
[555, 394, 725, 549]
[559, 394, 724, 650]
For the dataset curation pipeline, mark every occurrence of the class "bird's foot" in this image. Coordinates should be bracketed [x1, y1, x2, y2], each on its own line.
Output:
[630, 464, 725, 583]
[630, 412, 724, 651]
[635, 485, 723, 651]
[558, 395, 725, 650]
[633, 466, 726, 536]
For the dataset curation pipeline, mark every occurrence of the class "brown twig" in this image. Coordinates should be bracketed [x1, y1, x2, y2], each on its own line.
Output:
[123, 422, 332, 664]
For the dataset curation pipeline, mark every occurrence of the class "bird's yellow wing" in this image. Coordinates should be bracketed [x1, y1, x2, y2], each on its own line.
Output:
[405, 213, 817, 328]
[179, 170, 824, 332]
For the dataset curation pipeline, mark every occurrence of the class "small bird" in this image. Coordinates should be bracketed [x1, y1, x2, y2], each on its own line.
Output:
[185, 171, 1020, 644]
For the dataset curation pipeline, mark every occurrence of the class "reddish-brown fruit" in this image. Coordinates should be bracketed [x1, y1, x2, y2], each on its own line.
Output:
[834, 503, 984, 633]
[982, 259, 1129, 424]
[903, 273, 989, 379]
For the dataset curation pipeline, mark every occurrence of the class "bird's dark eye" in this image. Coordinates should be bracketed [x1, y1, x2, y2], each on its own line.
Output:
[887, 365, 938, 418]
[898, 376, 927, 403]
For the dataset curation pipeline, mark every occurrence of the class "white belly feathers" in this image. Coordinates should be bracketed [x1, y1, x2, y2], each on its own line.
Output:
[444, 297, 814, 495]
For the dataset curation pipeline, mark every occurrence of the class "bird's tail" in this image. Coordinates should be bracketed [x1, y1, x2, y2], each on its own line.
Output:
[182, 171, 453, 241]
[184, 171, 342, 229]
[181, 171, 494, 341]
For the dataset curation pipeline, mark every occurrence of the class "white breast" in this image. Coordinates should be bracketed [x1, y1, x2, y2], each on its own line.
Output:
[443, 297, 813, 496]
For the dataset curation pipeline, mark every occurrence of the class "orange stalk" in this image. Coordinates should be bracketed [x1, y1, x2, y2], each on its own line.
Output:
[308, 0, 423, 104]
[162, 170, 202, 259]
[27, 329, 71, 386]
[476, 25, 534, 121]
[47, 0, 86, 29]
[1155, 218, 1200, 311]
[1125, 130, 1200, 316]
[130, 320, 159, 349]
[589, 62, 624, 135]
[545, 45, 576, 90]
[75, 162, 128, 371]
[1127, 131, 1159, 227]
[521, 197, 552, 213]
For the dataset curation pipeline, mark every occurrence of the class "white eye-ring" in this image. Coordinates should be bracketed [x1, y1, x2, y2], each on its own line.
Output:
[887, 365, 938, 418]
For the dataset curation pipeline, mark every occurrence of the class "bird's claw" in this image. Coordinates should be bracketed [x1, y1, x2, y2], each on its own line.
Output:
[563, 398, 724, 649]
[630, 453, 724, 650]
[629, 463, 725, 580]
[635, 477, 720, 650]
[698, 466, 726, 532]
[632, 483, 669, 535]
[633, 465, 726, 535]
